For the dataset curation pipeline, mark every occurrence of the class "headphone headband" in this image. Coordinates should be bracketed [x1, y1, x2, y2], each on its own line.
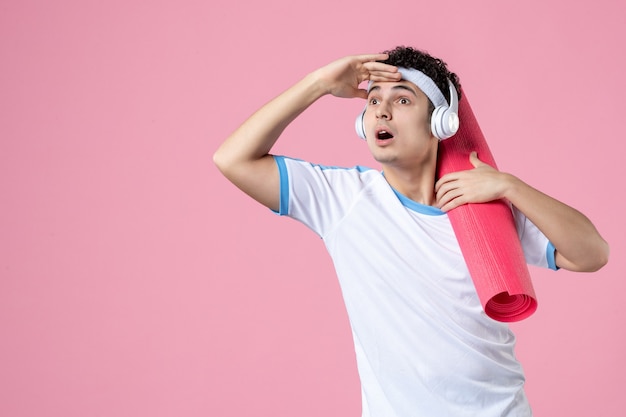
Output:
[368, 67, 447, 108]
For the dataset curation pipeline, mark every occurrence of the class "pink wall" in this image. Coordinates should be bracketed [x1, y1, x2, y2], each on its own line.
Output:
[1, 0, 624, 416]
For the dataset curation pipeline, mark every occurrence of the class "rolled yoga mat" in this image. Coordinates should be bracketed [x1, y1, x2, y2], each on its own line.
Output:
[437, 90, 538, 322]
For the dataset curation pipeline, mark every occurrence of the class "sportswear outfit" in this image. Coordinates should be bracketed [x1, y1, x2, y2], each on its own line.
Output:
[274, 156, 557, 417]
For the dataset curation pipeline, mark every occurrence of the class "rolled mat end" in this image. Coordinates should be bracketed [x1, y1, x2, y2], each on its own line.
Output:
[486, 292, 538, 322]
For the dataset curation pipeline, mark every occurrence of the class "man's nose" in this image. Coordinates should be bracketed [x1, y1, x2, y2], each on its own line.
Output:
[375, 103, 391, 119]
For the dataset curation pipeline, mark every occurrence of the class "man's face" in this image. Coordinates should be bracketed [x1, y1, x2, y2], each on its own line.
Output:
[363, 80, 437, 167]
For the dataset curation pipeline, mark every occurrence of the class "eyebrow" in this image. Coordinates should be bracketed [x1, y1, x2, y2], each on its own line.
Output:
[368, 84, 419, 97]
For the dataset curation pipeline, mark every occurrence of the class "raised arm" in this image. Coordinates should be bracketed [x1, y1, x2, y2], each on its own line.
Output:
[213, 54, 400, 211]
[435, 152, 609, 272]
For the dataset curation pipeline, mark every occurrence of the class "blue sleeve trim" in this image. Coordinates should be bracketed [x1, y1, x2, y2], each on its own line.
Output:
[546, 241, 559, 271]
[273, 155, 289, 216]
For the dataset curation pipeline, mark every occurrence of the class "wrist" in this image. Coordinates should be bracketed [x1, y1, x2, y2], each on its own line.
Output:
[302, 71, 334, 98]
[501, 173, 523, 202]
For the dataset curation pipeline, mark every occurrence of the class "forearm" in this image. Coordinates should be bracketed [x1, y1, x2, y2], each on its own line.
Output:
[504, 175, 609, 272]
[213, 73, 327, 171]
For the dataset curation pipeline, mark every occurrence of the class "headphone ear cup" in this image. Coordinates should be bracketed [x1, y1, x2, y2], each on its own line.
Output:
[432, 106, 459, 140]
[355, 108, 367, 140]
[443, 109, 459, 139]
[437, 80, 460, 140]
[430, 81, 460, 141]
[430, 105, 445, 140]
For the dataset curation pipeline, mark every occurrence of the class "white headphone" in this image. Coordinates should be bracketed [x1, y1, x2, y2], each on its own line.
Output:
[355, 68, 459, 141]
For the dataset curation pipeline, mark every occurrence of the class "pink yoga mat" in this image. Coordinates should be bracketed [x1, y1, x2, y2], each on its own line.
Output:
[437, 91, 538, 322]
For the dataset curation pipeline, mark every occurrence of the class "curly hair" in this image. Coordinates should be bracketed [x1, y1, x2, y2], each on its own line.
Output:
[379, 46, 462, 106]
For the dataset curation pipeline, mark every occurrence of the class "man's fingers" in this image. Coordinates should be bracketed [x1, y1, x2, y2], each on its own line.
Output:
[368, 71, 402, 82]
[437, 190, 465, 212]
[356, 53, 389, 62]
[469, 151, 482, 168]
[434, 173, 459, 193]
[361, 60, 399, 81]
[353, 88, 368, 100]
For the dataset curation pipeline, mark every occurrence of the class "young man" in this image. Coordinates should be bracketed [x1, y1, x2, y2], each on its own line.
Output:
[213, 46, 609, 416]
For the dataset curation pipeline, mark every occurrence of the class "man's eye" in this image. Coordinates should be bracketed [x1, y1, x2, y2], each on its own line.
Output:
[369, 98, 379, 105]
[399, 98, 410, 104]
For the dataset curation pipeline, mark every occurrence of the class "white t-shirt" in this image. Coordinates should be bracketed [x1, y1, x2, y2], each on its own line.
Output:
[274, 156, 557, 417]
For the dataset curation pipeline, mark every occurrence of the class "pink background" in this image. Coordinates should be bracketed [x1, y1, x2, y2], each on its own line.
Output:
[1, 1, 624, 416]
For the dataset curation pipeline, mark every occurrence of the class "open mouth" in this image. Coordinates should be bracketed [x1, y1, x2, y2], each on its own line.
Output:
[376, 130, 394, 140]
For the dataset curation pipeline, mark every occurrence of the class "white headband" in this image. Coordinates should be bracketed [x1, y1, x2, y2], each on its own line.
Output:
[368, 67, 447, 107]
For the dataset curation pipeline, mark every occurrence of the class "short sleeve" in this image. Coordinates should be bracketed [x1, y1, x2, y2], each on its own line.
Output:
[513, 206, 559, 270]
[273, 156, 376, 238]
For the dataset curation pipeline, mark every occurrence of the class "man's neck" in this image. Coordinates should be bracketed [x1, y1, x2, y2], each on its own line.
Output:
[382, 162, 438, 206]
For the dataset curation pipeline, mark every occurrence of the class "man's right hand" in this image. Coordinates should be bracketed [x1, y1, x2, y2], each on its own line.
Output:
[310, 53, 401, 99]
